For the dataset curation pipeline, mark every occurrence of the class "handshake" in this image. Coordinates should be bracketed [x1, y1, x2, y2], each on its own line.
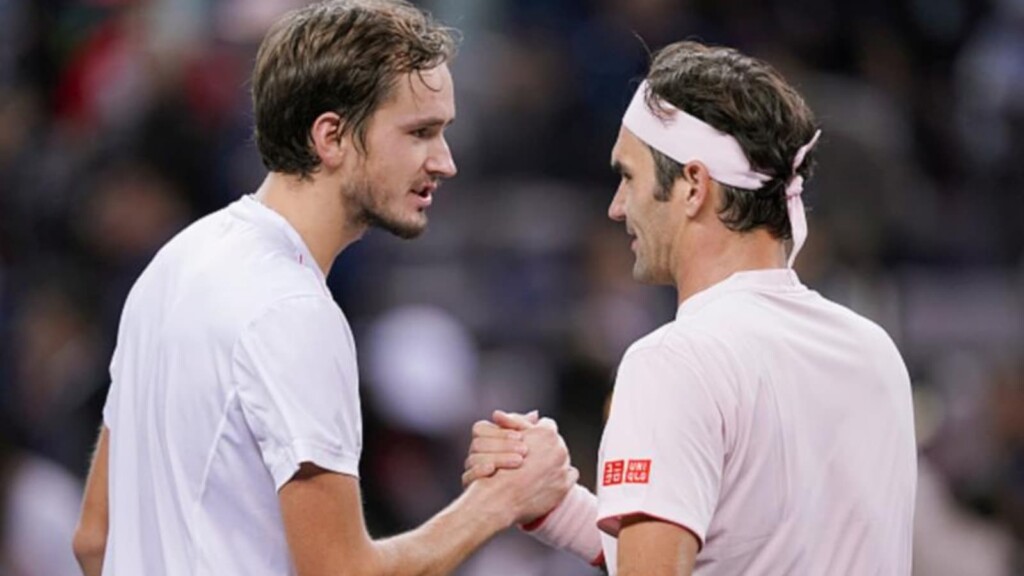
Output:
[460, 410, 603, 565]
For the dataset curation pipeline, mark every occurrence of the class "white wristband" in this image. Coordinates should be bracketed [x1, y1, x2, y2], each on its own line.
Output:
[520, 484, 604, 566]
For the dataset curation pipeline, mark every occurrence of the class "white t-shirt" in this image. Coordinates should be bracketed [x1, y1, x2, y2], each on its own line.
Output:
[101, 195, 362, 576]
[596, 269, 916, 575]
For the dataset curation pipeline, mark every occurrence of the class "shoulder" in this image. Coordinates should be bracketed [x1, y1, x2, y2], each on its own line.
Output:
[622, 318, 741, 376]
[804, 289, 904, 357]
[240, 293, 351, 345]
[616, 322, 739, 400]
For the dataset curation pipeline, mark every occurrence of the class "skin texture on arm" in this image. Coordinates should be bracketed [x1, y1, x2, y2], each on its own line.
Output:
[280, 417, 577, 576]
[616, 516, 699, 576]
[281, 466, 508, 576]
[73, 426, 110, 576]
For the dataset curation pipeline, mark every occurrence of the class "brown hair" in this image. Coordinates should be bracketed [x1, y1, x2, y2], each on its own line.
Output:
[644, 41, 818, 239]
[252, 0, 457, 178]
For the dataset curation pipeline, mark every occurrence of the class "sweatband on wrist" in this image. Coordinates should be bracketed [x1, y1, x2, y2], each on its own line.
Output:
[520, 484, 603, 566]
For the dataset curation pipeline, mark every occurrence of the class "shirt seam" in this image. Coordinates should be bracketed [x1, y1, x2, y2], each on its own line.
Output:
[619, 329, 732, 425]
[190, 387, 240, 575]
[228, 293, 359, 486]
[227, 292, 340, 395]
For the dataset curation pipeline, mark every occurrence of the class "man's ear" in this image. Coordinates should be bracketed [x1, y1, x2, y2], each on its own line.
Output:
[677, 161, 715, 218]
[309, 111, 348, 170]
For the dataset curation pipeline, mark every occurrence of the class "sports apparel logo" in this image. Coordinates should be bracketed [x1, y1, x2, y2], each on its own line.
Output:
[624, 459, 651, 484]
[603, 460, 625, 486]
[603, 459, 652, 486]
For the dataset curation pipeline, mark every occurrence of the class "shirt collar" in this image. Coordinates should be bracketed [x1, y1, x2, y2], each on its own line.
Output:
[676, 268, 805, 319]
[231, 195, 328, 286]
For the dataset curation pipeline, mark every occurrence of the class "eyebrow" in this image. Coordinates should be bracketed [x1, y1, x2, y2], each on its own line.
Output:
[402, 116, 455, 130]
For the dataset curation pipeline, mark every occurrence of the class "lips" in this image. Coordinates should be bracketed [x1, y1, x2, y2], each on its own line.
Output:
[410, 182, 436, 208]
[412, 179, 438, 196]
[625, 224, 637, 251]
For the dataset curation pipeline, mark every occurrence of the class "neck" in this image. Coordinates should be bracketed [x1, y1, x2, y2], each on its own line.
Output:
[673, 227, 786, 304]
[254, 171, 366, 276]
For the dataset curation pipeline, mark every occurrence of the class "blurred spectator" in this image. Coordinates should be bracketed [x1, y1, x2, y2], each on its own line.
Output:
[1, 424, 83, 576]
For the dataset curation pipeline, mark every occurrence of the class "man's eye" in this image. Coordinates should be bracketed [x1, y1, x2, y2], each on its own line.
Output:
[412, 128, 432, 138]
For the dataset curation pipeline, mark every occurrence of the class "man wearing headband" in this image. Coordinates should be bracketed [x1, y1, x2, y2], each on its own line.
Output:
[466, 41, 916, 575]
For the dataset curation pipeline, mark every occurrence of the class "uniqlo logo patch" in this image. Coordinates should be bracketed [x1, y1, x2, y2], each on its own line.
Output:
[624, 459, 651, 484]
[603, 460, 625, 486]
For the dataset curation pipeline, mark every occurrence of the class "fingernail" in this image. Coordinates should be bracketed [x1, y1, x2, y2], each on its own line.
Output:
[527, 410, 539, 418]
[516, 443, 529, 455]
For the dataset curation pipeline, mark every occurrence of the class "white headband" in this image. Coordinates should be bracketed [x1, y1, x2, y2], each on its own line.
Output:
[622, 80, 821, 267]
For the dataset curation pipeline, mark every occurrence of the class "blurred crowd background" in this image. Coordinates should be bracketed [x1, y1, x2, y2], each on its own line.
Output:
[1, 0, 1022, 574]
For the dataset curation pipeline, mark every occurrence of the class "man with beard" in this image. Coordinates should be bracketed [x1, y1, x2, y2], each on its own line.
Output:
[465, 40, 917, 575]
[72, 2, 576, 575]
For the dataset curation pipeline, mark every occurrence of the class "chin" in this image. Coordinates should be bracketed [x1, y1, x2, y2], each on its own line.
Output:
[363, 207, 427, 240]
[389, 224, 426, 240]
[632, 262, 672, 286]
[380, 215, 427, 239]
[631, 263, 653, 284]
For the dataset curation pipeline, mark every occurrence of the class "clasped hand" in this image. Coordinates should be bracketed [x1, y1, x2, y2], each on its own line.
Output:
[463, 410, 576, 525]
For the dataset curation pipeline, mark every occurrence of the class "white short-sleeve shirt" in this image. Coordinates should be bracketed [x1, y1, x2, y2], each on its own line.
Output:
[597, 270, 917, 575]
[101, 196, 362, 576]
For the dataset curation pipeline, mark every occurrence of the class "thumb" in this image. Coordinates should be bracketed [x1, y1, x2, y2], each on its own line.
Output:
[493, 409, 538, 431]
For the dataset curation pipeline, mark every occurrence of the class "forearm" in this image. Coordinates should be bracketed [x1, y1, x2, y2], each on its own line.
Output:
[521, 484, 604, 566]
[370, 481, 512, 576]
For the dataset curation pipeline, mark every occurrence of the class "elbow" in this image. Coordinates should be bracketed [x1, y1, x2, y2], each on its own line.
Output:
[72, 523, 107, 566]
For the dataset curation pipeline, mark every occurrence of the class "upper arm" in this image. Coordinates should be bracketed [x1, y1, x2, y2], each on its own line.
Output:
[77, 426, 110, 533]
[74, 426, 110, 574]
[597, 343, 730, 546]
[236, 299, 373, 574]
[233, 296, 363, 490]
[279, 464, 379, 576]
[616, 516, 699, 576]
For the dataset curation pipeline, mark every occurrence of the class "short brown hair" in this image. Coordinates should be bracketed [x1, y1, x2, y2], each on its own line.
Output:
[252, 0, 457, 177]
[644, 41, 818, 240]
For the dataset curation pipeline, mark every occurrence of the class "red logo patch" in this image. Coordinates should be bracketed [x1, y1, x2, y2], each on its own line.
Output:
[625, 459, 651, 484]
[602, 460, 625, 486]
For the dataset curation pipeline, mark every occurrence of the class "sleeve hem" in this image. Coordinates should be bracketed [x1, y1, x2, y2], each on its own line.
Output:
[269, 439, 360, 491]
[597, 501, 706, 548]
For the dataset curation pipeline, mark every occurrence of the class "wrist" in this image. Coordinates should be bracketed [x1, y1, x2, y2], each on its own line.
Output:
[518, 484, 602, 564]
[462, 478, 517, 532]
[520, 511, 552, 532]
